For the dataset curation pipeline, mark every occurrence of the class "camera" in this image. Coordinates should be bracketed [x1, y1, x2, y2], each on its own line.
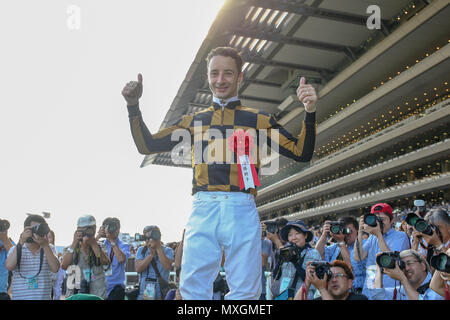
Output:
[329, 222, 351, 235]
[310, 261, 332, 280]
[279, 242, 301, 262]
[376, 251, 405, 269]
[26, 222, 50, 243]
[0, 219, 10, 232]
[135, 228, 161, 242]
[81, 226, 95, 238]
[363, 213, 384, 233]
[264, 221, 279, 234]
[405, 212, 420, 227]
[104, 221, 119, 234]
[430, 253, 450, 273]
[134, 233, 146, 242]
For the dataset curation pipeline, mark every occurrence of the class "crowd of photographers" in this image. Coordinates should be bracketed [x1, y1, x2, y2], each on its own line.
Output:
[0, 199, 448, 300]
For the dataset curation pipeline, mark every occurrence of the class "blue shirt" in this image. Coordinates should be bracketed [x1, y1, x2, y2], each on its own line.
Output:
[0, 240, 9, 293]
[136, 245, 174, 300]
[324, 240, 367, 289]
[362, 228, 410, 297]
[104, 238, 130, 296]
[368, 272, 444, 300]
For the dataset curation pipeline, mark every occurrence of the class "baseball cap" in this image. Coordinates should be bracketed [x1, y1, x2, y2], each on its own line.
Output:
[280, 220, 313, 243]
[77, 215, 96, 227]
[370, 203, 393, 220]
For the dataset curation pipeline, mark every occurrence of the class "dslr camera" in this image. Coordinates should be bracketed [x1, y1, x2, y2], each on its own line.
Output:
[310, 261, 332, 280]
[26, 222, 50, 243]
[80, 226, 95, 238]
[405, 212, 438, 236]
[0, 219, 10, 232]
[279, 242, 301, 262]
[329, 221, 351, 235]
[135, 228, 161, 242]
[430, 253, 449, 273]
[363, 213, 384, 233]
[104, 221, 119, 234]
[376, 251, 405, 270]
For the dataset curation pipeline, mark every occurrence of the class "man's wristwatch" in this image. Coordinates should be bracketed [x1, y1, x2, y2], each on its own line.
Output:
[110, 242, 117, 247]
[338, 241, 346, 247]
[68, 247, 75, 254]
[435, 243, 445, 251]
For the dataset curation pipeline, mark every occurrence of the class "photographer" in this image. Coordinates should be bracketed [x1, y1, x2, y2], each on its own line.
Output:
[6, 214, 60, 300]
[0, 219, 13, 299]
[370, 249, 443, 300]
[315, 217, 367, 293]
[261, 218, 288, 284]
[135, 225, 173, 300]
[61, 215, 110, 299]
[354, 203, 410, 298]
[97, 217, 130, 300]
[294, 260, 368, 300]
[270, 220, 321, 300]
[429, 248, 450, 299]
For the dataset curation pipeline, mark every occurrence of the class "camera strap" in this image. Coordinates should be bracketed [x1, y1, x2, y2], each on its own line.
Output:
[16, 244, 44, 279]
[416, 281, 430, 295]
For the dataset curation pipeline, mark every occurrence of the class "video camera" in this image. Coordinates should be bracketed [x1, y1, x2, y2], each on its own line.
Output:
[329, 221, 351, 235]
[310, 261, 332, 280]
[26, 222, 50, 243]
[430, 253, 449, 273]
[279, 242, 301, 262]
[0, 219, 10, 232]
[376, 251, 405, 270]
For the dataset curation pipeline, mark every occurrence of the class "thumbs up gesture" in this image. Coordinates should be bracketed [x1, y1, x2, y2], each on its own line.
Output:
[122, 73, 143, 106]
[296, 77, 317, 113]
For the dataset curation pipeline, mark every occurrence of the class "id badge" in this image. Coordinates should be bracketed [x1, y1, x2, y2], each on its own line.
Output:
[280, 277, 290, 293]
[27, 276, 38, 290]
[83, 269, 92, 282]
[143, 280, 156, 300]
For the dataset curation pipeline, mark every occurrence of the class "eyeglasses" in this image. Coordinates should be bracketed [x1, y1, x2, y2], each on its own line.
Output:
[330, 273, 348, 280]
[404, 260, 421, 266]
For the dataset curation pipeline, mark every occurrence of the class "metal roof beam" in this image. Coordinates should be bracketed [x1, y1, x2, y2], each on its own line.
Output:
[250, 0, 389, 26]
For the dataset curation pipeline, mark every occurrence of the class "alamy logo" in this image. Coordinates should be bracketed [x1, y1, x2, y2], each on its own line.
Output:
[366, 5, 381, 30]
[67, 5, 81, 30]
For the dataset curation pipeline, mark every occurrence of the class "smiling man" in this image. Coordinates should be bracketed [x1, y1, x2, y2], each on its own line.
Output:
[122, 47, 318, 300]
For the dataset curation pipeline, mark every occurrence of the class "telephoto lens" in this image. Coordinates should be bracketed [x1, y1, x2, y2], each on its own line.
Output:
[149, 228, 161, 241]
[430, 253, 450, 273]
[376, 251, 405, 269]
[405, 212, 420, 227]
[414, 219, 433, 236]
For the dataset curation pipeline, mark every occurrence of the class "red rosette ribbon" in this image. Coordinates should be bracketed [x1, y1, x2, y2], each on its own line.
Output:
[227, 130, 260, 190]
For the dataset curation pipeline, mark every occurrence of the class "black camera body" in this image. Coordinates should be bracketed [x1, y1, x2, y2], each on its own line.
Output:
[363, 213, 384, 233]
[264, 221, 279, 234]
[135, 228, 161, 242]
[279, 242, 301, 262]
[0, 219, 10, 232]
[405, 213, 437, 236]
[329, 221, 351, 235]
[430, 253, 449, 273]
[310, 261, 332, 280]
[105, 222, 119, 234]
[376, 251, 405, 270]
[26, 222, 50, 243]
[81, 226, 95, 238]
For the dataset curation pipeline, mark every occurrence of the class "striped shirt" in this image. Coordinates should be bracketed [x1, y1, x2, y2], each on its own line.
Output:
[128, 100, 316, 196]
[8, 244, 56, 300]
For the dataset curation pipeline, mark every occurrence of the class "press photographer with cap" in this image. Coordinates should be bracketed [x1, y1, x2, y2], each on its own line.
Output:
[294, 260, 368, 300]
[315, 216, 367, 293]
[97, 217, 130, 300]
[135, 225, 174, 300]
[6, 214, 60, 300]
[370, 249, 443, 300]
[354, 203, 410, 298]
[270, 220, 321, 300]
[61, 215, 110, 299]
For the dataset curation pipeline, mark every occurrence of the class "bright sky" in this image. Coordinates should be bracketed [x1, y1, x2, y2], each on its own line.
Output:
[0, 0, 226, 247]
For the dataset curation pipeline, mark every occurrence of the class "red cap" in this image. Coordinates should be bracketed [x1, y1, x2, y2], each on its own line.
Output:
[370, 203, 393, 219]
